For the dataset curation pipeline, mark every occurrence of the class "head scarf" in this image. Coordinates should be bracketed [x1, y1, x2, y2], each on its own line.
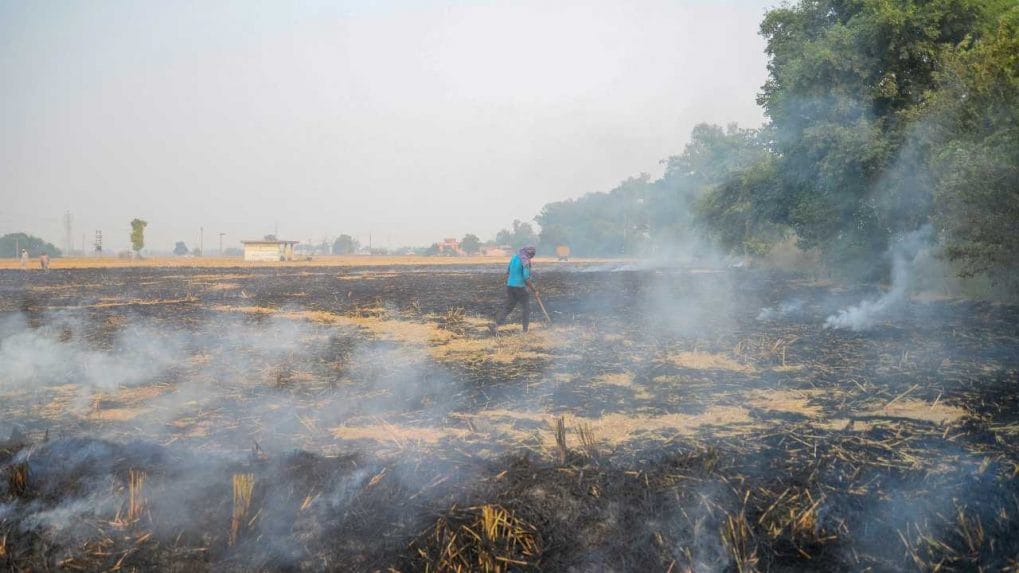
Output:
[518, 246, 536, 266]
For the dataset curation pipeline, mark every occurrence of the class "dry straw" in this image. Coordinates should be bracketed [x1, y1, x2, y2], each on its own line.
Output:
[230, 473, 255, 546]
[128, 469, 146, 521]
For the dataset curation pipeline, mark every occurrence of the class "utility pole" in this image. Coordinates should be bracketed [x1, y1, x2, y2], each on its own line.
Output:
[199, 227, 204, 256]
[368, 232, 372, 255]
[219, 233, 225, 256]
[63, 211, 73, 255]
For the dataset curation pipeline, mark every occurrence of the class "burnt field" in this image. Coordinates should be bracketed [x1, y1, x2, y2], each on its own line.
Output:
[1, 263, 1018, 572]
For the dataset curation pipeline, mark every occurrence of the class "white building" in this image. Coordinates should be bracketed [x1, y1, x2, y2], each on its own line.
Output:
[241, 240, 299, 262]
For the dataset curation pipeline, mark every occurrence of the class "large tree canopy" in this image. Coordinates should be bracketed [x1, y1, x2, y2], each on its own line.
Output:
[332, 234, 359, 255]
[500, 0, 1018, 290]
[535, 124, 767, 258]
[460, 234, 481, 255]
[752, 0, 1013, 277]
[0, 233, 61, 258]
[924, 6, 1019, 287]
[495, 220, 539, 251]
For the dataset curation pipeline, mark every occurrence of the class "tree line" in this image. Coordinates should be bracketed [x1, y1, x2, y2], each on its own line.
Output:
[0, 233, 61, 258]
[521, 0, 1018, 289]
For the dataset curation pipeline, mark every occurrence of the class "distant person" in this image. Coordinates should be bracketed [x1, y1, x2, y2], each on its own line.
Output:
[39, 253, 50, 270]
[490, 246, 538, 334]
[20, 249, 28, 269]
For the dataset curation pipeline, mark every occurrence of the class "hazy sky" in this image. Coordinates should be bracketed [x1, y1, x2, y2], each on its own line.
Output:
[1, 0, 774, 252]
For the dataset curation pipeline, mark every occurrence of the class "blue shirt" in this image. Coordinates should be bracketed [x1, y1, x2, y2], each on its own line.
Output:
[506, 255, 531, 287]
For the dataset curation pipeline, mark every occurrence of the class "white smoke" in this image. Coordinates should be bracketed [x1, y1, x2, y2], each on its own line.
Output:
[0, 313, 184, 391]
[756, 299, 804, 321]
[824, 225, 933, 331]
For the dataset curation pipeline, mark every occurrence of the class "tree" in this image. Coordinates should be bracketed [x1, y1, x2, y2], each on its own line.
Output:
[130, 219, 147, 256]
[753, 0, 997, 278]
[332, 234, 359, 255]
[495, 0, 1017, 286]
[535, 180, 647, 257]
[173, 241, 189, 256]
[0, 233, 61, 258]
[495, 220, 538, 249]
[424, 243, 441, 256]
[460, 234, 481, 255]
[695, 156, 788, 256]
[925, 6, 1019, 288]
[532, 124, 767, 257]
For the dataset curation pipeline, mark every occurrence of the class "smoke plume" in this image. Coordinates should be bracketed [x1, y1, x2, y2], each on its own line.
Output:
[824, 225, 933, 331]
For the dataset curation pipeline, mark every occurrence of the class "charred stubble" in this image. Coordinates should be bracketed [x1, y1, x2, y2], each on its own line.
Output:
[0, 264, 1017, 571]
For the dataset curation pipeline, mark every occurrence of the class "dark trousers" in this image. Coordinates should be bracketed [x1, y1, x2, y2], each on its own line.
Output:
[495, 286, 530, 331]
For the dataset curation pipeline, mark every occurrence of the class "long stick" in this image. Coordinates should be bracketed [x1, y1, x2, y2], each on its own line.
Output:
[532, 290, 552, 323]
[883, 383, 919, 410]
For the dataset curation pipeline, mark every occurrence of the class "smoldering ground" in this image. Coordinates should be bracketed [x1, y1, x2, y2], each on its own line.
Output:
[1, 264, 1018, 571]
[0, 301, 482, 569]
[824, 226, 935, 331]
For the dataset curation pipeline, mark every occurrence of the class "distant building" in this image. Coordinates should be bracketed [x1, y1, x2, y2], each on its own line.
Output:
[241, 239, 299, 262]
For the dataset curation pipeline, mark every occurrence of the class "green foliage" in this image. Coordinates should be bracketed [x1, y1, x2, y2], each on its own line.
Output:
[536, 175, 650, 257]
[659, 124, 774, 254]
[460, 233, 481, 255]
[0, 233, 61, 258]
[535, 124, 771, 257]
[495, 220, 538, 250]
[752, 0, 1009, 279]
[504, 0, 1017, 290]
[695, 156, 788, 257]
[173, 241, 189, 256]
[332, 234, 359, 255]
[925, 6, 1019, 287]
[130, 219, 147, 253]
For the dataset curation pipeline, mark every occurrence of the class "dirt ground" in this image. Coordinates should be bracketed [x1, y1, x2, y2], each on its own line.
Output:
[1, 263, 1017, 571]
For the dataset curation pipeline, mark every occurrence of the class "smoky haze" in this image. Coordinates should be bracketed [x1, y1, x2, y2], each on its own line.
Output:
[0, 0, 771, 251]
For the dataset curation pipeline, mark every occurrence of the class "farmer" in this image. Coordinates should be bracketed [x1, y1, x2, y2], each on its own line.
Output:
[490, 246, 538, 334]
[20, 249, 28, 269]
[39, 253, 50, 270]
